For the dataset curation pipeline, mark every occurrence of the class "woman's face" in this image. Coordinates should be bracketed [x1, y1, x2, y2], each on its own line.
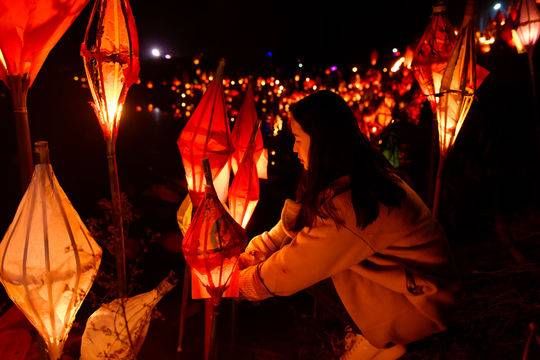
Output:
[290, 116, 311, 170]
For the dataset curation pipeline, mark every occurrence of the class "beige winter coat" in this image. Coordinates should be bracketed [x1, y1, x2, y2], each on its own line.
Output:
[239, 177, 456, 348]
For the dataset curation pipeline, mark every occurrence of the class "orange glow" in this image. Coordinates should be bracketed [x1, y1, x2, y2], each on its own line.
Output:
[0, 0, 88, 85]
[81, 0, 140, 141]
[0, 143, 101, 360]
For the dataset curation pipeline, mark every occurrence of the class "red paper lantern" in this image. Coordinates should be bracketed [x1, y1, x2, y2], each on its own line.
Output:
[412, 2, 457, 106]
[177, 60, 234, 208]
[516, 0, 540, 49]
[182, 159, 247, 301]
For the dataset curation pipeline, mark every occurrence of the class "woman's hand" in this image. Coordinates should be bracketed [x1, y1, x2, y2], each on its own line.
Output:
[238, 250, 266, 270]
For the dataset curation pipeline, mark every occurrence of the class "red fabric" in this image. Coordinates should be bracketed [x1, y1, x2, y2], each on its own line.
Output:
[177, 63, 233, 207]
[0, 0, 89, 85]
[0, 306, 41, 360]
[231, 83, 264, 175]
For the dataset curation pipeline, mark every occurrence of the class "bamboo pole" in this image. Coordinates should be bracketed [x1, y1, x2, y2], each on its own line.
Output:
[176, 266, 191, 353]
[432, 153, 446, 219]
[106, 140, 127, 297]
[7, 74, 33, 191]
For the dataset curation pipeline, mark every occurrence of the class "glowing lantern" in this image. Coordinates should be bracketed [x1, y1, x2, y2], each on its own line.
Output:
[81, 274, 176, 360]
[0, 0, 89, 189]
[177, 60, 234, 208]
[182, 159, 246, 359]
[228, 120, 262, 228]
[433, 2, 488, 217]
[0, 141, 102, 360]
[81, 0, 140, 296]
[516, 0, 540, 49]
[516, 0, 540, 99]
[412, 1, 457, 106]
[231, 83, 268, 179]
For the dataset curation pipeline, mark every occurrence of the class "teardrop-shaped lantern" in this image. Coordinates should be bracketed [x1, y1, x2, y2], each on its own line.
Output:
[0, 141, 102, 360]
[81, 0, 140, 142]
[228, 120, 261, 228]
[182, 159, 247, 301]
[516, 0, 540, 49]
[81, 274, 176, 360]
[177, 60, 234, 208]
[231, 83, 267, 179]
[412, 1, 457, 106]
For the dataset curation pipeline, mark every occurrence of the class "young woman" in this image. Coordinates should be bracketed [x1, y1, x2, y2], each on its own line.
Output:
[239, 91, 456, 359]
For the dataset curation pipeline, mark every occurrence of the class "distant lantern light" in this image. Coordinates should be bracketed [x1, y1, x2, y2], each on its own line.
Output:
[165, 54, 172, 59]
[493, 3, 501, 11]
[392, 48, 398, 53]
[270, 150, 276, 155]
[151, 48, 161, 57]
[330, 65, 338, 72]
[266, 51, 273, 57]
[298, 63, 303, 68]
[352, 66, 358, 72]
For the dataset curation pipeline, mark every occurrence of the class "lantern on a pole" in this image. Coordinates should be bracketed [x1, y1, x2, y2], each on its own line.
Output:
[0, 141, 102, 360]
[81, 0, 140, 297]
[231, 82, 267, 179]
[412, 1, 457, 108]
[0, 0, 89, 190]
[177, 59, 234, 208]
[432, 0, 488, 217]
[516, 0, 540, 100]
[182, 159, 247, 360]
[81, 274, 176, 360]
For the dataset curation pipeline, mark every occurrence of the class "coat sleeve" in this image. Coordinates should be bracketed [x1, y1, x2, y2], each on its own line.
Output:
[239, 214, 376, 300]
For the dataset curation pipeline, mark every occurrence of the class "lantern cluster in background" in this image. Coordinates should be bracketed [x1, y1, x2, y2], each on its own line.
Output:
[0, 142, 102, 360]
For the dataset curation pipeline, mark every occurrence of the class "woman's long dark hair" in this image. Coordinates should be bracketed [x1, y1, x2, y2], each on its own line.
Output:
[290, 90, 405, 230]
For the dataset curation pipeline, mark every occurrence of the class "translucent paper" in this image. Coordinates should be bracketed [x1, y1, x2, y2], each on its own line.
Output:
[81, 0, 140, 140]
[0, 0, 89, 85]
[182, 160, 247, 300]
[81, 275, 176, 360]
[516, 0, 540, 48]
[177, 61, 234, 207]
[436, 19, 488, 155]
[0, 148, 102, 360]
[412, 2, 456, 105]
[231, 84, 267, 179]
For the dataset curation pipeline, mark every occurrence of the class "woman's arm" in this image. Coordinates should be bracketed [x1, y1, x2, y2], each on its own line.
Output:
[239, 214, 376, 300]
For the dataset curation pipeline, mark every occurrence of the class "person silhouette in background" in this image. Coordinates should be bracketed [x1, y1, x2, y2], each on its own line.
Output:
[239, 91, 456, 359]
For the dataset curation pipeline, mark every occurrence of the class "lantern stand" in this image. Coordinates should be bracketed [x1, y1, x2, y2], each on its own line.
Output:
[527, 46, 537, 103]
[6, 74, 33, 191]
[176, 265, 191, 353]
[432, 153, 445, 219]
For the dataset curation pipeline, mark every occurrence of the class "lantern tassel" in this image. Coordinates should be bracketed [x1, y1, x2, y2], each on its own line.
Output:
[6, 74, 33, 191]
[204, 299, 219, 360]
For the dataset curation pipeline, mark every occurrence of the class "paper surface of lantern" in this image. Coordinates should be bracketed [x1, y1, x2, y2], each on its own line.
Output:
[81, 274, 176, 360]
[516, 0, 540, 48]
[436, 19, 488, 156]
[177, 60, 234, 208]
[182, 159, 247, 301]
[0, 0, 89, 85]
[231, 83, 267, 179]
[81, 0, 140, 141]
[228, 140, 260, 229]
[0, 142, 102, 360]
[412, 2, 457, 105]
